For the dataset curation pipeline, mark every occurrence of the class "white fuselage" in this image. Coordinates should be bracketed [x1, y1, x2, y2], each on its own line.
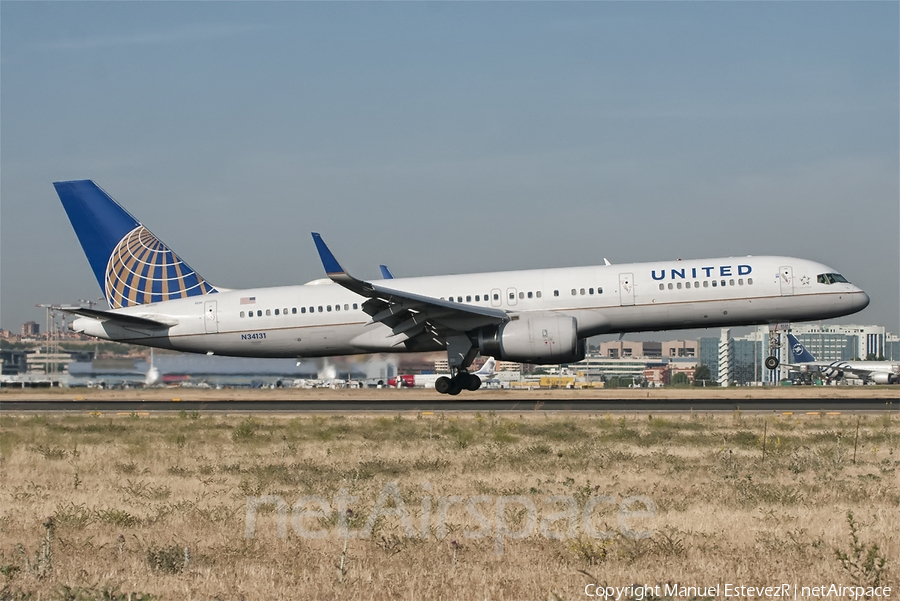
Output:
[71, 255, 869, 359]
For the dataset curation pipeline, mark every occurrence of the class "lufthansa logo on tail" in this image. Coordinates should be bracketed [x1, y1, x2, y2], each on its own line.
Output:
[104, 226, 216, 308]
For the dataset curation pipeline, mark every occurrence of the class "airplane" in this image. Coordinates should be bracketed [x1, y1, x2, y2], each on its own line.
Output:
[388, 357, 497, 388]
[53, 180, 870, 395]
[785, 333, 899, 384]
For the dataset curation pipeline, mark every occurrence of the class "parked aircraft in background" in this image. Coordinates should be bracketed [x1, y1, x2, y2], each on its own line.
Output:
[786, 334, 899, 384]
[54, 180, 869, 395]
[388, 357, 497, 388]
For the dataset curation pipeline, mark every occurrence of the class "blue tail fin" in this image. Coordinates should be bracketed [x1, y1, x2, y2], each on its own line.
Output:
[379, 265, 395, 279]
[787, 334, 817, 363]
[54, 180, 217, 309]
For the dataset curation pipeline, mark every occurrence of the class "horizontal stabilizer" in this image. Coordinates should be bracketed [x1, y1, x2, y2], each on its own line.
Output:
[56, 306, 177, 329]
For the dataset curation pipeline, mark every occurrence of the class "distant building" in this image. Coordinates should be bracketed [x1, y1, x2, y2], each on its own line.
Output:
[662, 340, 698, 358]
[600, 341, 661, 359]
[789, 324, 885, 360]
[21, 322, 39, 337]
[885, 333, 900, 361]
[599, 339, 696, 359]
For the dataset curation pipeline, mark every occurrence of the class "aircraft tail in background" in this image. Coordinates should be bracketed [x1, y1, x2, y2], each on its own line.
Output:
[474, 357, 497, 378]
[787, 333, 817, 363]
[54, 180, 217, 309]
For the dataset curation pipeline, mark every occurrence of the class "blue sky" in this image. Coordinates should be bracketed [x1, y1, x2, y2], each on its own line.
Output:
[2, 2, 898, 336]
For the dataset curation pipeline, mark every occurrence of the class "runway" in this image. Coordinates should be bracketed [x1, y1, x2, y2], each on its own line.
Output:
[1, 398, 896, 412]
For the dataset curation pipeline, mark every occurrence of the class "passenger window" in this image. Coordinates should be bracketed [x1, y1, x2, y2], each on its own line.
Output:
[703, 281, 709, 288]
[721, 280, 726, 287]
[536, 291, 542, 298]
[344, 304, 349, 311]
[571, 289, 577, 296]
[309, 307, 314, 313]
[747, 278, 753, 285]
[248, 311, 253, 317]
[240, 311, 245, 318]
[659, 284, 665, 291]
[712, 281, 717, 287]
[301, 307, 306, 314]
[668, 283, 673, 290]
[580, 288, 585, 295]
[284, 308, 288, 314]
[327, 305, 332, 312]
[589, 288, 594, 295]
[275, 309, 280, 315]
[738, 279, 743, 285]
[318, 306, 323, 312]
[509, 293, 515, 300]
[353, 303, 358, 310]
[466, 295, 472, 302]
[257, 310, 262, 317]
[729, 279, 734, 286]
[527, 291, 533, 299]
[519, 292, 524, 299]
[266, 309, 271, 316]
[554, 290, 559, 297]
[677, 283, 682, 289]
[457, 296, 463, 303]
[335, 304, 340, 311]
[475, 295, 480, 302]
[597, 287, 602, 294]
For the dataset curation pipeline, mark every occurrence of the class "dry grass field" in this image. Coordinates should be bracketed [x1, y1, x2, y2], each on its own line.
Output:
[2, 385, 898, 401]
[1, 409, 897, 600]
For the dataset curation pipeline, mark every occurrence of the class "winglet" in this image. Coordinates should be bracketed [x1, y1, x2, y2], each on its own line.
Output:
[311, 233, 345, 275]
[379, 265, 395, 279]
[787, 333, 817, 363]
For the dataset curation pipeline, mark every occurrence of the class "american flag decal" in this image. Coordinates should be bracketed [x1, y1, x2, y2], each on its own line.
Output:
[240, 297, 256, 305]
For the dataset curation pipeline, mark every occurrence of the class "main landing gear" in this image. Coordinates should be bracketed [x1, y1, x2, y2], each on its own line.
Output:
[435, 372, 482, 396]
[436, 334, 482, 396]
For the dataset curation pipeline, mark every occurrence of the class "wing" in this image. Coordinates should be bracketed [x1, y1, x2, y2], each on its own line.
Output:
[311, 233, 509, 347]
[55, 306, 177, 329]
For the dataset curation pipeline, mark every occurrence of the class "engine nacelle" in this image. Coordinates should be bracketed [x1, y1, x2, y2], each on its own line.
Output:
[870, 372, 898, 385]
[477, 314, 585, 365]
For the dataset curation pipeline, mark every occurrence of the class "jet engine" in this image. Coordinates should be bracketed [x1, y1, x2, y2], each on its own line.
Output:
[870, 372, 898, 385]
[477, 313, 585, 364]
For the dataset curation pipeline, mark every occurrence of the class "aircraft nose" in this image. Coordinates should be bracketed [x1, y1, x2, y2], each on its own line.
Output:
[852, 290, 870, 312]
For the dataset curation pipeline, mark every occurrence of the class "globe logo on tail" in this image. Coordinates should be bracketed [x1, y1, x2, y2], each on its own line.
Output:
[105, 226, 216, 309]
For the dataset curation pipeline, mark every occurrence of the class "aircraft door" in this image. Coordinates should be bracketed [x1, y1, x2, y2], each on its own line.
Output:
[779, 266, 794, 296]
[506, 288, 518, 306]
[491, 288, 502, 307]
[204, 300, 219, 333]
[619, 273, 635, 306]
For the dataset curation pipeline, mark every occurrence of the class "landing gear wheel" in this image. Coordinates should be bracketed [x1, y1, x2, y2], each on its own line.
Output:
[435, 376, 453, 395]
[764, 356, 779, 370]
[461, 373, 482, 391]
[447, 382, 462, 396]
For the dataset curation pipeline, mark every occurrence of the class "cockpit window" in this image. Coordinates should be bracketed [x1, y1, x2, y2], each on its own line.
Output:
[817, 273, 849, 285]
